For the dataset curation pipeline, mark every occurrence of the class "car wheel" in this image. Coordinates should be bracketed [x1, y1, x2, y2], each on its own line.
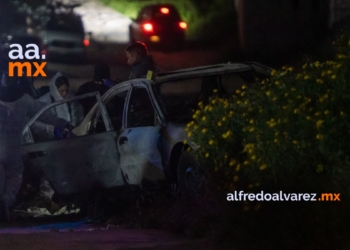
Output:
[177, 151, 204, 197]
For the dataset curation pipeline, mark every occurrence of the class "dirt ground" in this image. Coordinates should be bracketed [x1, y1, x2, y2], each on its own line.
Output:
[0, 227, 222, 250]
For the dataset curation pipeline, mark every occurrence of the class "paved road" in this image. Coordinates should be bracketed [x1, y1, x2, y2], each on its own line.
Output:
[71, 0, 132, 43]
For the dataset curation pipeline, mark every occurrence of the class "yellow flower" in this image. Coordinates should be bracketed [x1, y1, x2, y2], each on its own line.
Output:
[205, 152, 209, 158]
[217, 121, 222, 127]
[259, 164, 267, 170]
[316, 79, 324, 84]
[202, 116, 207, 121]
[249, 127, 255, 132]
[222, 116, 227, 122]
[202, 128, 207, 133]
[266, 91, 272, 96]
[249, 119, 254, 124]
[331, 75, 336, 79]
[316, 134, 324, 140]
[287, 67, 294, 72]
[244, 161, 249, 165]
[271, 70, 277, 76]
[316, 120, 324, 129]
[275, 80, 280, 85]
[211, 99, 217, 104]
[241, 85, 247, 89]
[340, 111, 345, 116]
[235, 164, 241, 172]
[324, 110, 330, 115]
[209, 140, 214, 145]
[292, 140, 298, 145]
[198, 101, 203, 107]
[229, 159, 236, 167]
[187, 132, 192, 137]
[236, 89, 241, 94]
[213, 89, 218, 93]
[183, 139, 187, 144]
[293, 108, 299, 114]
[304, 75, 310, 80]
[337, 54, 346, 59]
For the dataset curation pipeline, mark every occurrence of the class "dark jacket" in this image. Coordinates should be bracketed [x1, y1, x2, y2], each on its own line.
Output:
[129, 55, 156, 79]
[75, 81, 110, 116]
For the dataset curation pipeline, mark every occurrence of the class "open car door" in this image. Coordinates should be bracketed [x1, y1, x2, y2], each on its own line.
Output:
[20, 92, 124, 195]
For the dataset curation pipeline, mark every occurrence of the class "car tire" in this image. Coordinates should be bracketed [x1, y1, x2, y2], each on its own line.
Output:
[177, 151, 204, 197]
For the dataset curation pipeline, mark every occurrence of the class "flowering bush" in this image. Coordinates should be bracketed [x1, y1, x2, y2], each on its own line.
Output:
[187, 34, 350, 199]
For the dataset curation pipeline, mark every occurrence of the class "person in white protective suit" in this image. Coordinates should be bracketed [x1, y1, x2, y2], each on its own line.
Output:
[30, 72, 83, 205]
[0, 69, 71, 222]
[31, 72, 84, 140]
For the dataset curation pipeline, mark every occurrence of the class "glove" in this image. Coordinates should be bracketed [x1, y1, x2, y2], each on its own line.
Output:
[102, 79, 114, 88]
[54, 127, 66, 139]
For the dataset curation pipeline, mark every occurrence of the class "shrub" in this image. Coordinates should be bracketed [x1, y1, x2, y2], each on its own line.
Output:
[186, 34, 350, 247]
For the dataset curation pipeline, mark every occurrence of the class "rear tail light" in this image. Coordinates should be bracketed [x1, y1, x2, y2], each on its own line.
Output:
[84, 39, 90, 47]
[142, 23, 153, 32]
[179, 22, 187, 29]
[160, 7, 169, 14]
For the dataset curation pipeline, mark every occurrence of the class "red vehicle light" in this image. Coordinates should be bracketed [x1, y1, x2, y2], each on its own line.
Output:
[83, 39, 90, 47]
[160, 7, 169, 14]
[143, 23, 153, 32]
[179, 22, 187, 29]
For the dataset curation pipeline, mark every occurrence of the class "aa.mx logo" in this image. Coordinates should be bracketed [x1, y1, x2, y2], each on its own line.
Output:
[8, 44, 47, 77]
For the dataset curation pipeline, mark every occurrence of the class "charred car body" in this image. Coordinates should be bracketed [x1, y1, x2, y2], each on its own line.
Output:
[20, 62, 271, 200]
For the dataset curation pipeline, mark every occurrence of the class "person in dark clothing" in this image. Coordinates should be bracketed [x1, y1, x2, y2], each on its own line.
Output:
[125, 41, 156, 79]
[75, 63, 115, 116]
[0, 68, 69, 222]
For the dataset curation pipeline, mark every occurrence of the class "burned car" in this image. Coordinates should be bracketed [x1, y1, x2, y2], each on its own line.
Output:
[20, 62, 271, 201]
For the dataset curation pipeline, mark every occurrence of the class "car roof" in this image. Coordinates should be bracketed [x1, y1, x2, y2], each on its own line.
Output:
[154, 62, 273, 84]
[103, 62, 272, 98]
